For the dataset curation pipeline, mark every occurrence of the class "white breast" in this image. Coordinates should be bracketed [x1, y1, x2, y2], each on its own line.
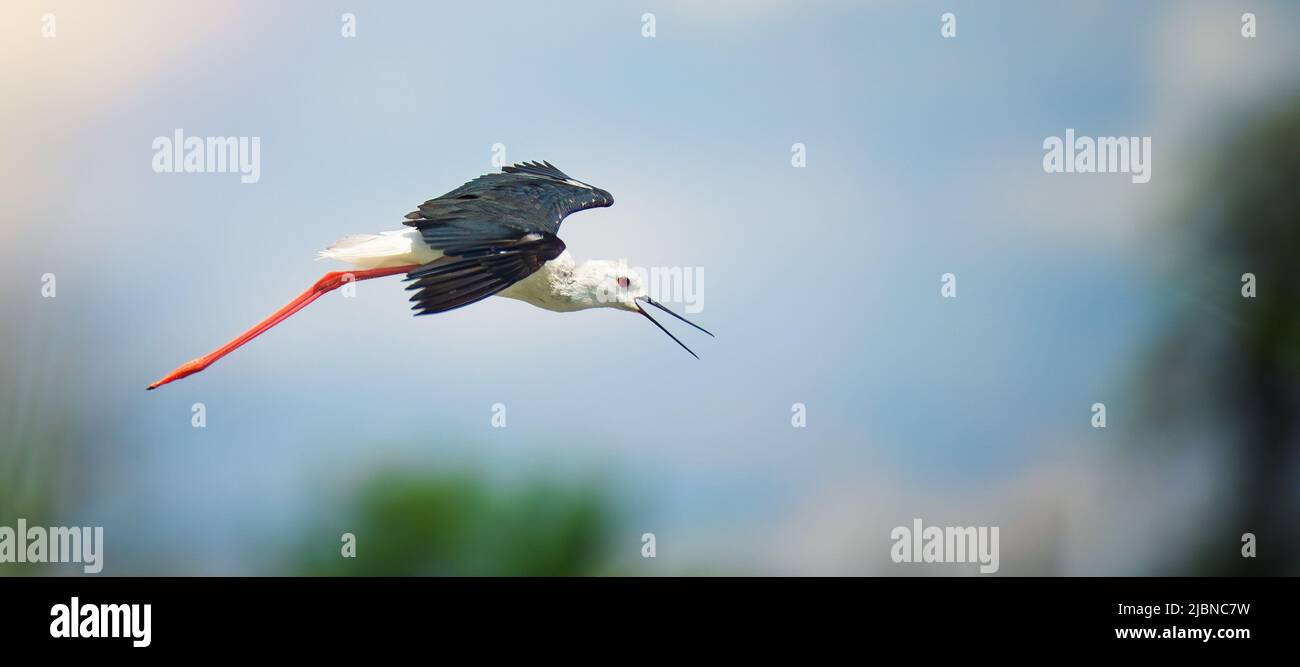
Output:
[496, 251, 586, 312]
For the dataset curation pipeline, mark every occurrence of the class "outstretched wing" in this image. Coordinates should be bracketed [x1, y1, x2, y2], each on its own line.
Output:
[402, 160, 613, 255]
[400, 162, 610, 316]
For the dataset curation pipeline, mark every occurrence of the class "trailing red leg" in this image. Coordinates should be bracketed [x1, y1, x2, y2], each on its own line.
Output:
[146, 265, 419, 390]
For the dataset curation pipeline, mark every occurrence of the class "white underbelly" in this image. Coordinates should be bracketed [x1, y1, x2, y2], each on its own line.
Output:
[322, 232, 581, 312]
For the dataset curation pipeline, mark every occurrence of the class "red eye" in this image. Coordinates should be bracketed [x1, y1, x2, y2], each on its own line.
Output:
[617, 276, 630, 289]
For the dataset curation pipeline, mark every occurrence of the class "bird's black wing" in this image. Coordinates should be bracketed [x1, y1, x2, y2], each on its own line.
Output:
[405, 232, 566, 316]
[400, 161, 610, 315]
[402, 160, 613, 254]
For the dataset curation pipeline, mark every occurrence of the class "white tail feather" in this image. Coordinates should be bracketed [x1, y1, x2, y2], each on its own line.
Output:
[317, 229, 440, 268]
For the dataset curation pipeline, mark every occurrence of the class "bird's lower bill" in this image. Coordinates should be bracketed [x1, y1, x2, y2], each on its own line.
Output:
[632, 296, 714, 359]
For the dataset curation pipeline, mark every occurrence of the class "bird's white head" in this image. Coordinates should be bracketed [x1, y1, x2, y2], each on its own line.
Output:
[572, 259, 714, 358]
[574, 259, 648, 311]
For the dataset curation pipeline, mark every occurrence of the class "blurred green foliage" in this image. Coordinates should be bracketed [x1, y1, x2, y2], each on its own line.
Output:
[1147, 97, 1300, 575]
[0, 329, 84, 576]
[292, 469, 614, 576]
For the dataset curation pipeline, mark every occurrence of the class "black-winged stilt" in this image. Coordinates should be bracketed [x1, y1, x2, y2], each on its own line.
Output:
[147, 161, 712, 390]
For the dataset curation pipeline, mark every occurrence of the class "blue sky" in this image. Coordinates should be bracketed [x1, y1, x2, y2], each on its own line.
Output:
[2, 0, 1297, 573]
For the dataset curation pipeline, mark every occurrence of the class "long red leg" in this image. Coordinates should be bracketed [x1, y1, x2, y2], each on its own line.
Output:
[147, 264, 420, 390]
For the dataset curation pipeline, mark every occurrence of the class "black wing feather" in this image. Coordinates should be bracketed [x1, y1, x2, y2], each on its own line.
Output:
[404, 232, 567, 316]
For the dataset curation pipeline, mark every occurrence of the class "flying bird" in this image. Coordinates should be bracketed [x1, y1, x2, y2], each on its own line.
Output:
[147, 161, 712, 390]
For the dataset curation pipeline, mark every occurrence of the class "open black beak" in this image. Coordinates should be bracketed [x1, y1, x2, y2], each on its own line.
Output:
[634, 296, 714, 359]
